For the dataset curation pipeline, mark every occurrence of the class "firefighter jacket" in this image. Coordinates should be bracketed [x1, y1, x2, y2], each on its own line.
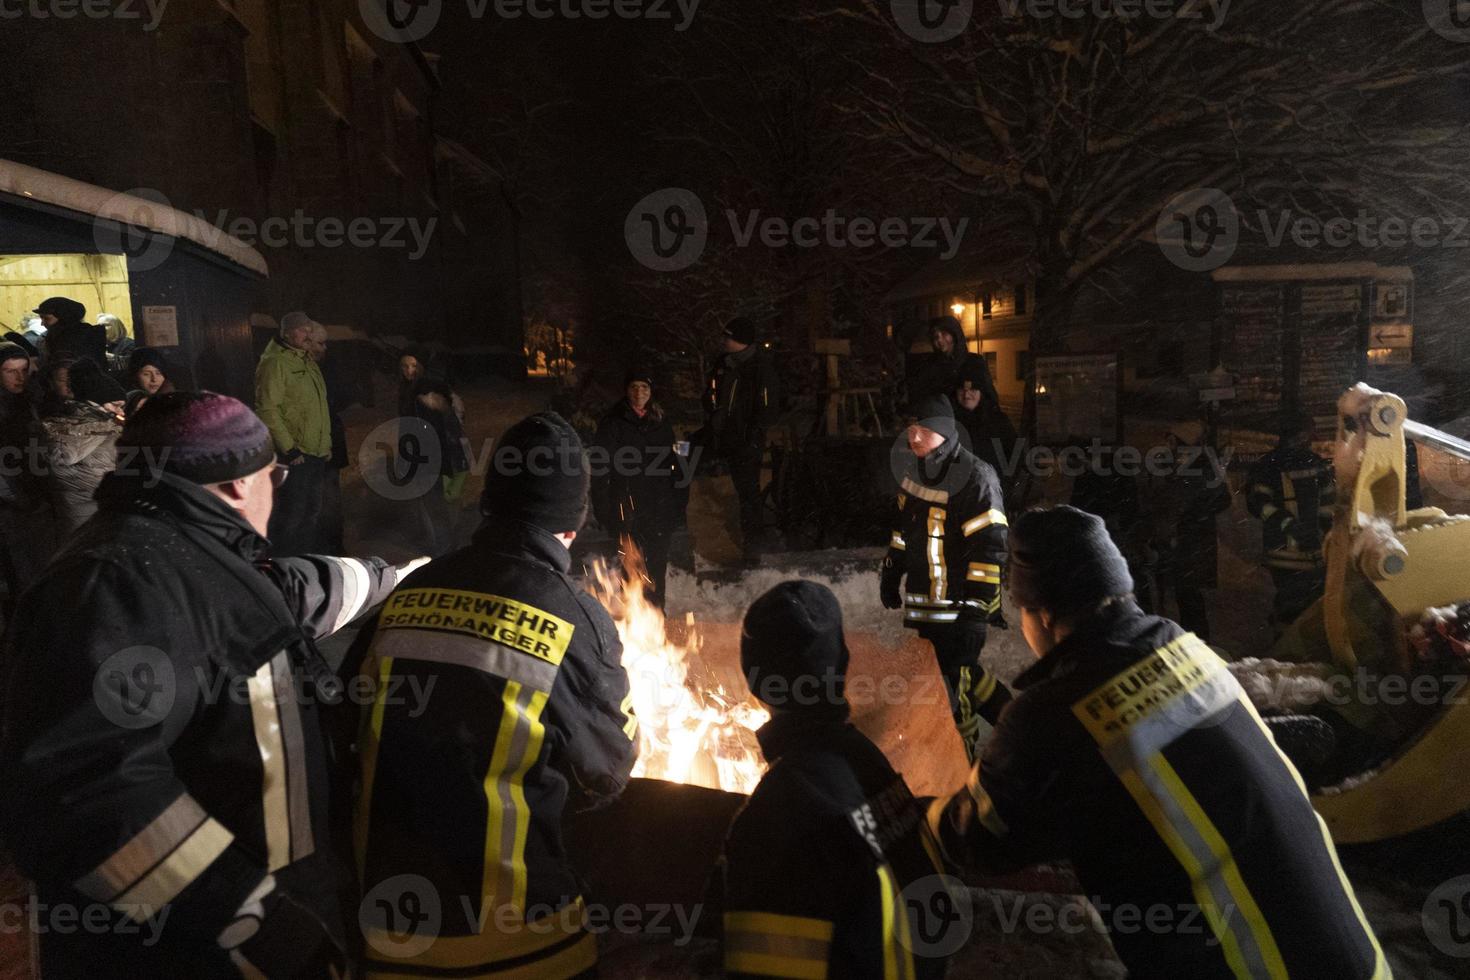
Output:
[927, 600, 1389, 980]
[0, 470, 399, 978]
[352, 520, 638, 980]
[705, 345, 780, 458]
[721, 710, 948, 980]
[1247, 445, 1335, 571]
[884, 442, 1007, 630]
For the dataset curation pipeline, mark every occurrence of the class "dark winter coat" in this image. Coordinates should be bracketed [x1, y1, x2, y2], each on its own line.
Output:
[399, 376, 469, 477]
[1246, 444, 1335, 571]
[0, 386, 44, 512]
[705, 345, 780, 458]
[1149, 449, 1231, 589]
[883, 440, 1008, 632]
[907, 318, 1000, 407]
[45, 316, 108, 370]
[351, 521, 638, 980]
[591, 399, 680, 540]
[955, 400, 1020, 483]
[928, 600, 1388, 980]
[0, 470, 401, 978]
[41, 400, 122, 536]
[721, 712, 948, 980]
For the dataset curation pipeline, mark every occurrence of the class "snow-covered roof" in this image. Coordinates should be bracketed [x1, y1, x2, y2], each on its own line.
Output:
[1213, 263, 1413, 283]
[0, 159, 268, 277]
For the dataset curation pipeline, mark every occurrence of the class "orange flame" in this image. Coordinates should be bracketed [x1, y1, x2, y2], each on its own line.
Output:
[589, 541, 768, 794]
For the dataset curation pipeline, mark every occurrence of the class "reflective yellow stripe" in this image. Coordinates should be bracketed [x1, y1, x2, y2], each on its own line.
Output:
[247, 659, 291, 872]
[365, 900, 595, 977]
[897, 492, 907, 509]
[877, 864, 917, 980]
[967, 562, 1001, 584]
[725, 911, 834, 940]
[356, 654, 393, 882]
[620, 690, 639, 740]
[1281, 473, 1299, 518]
[724, 911, 833, 979]
[1149, 754, 1288, 978]
[962, 509, 1008, 536]
[972, 671, 998, 704]
[966, 767, 1009, 838]
[901, 477, 949, 504]
[112, 818, 234, 922]
[74, 794, 207, 902]
[890, 531, 906, 551]
[927, 506, 947, 602]
[483, 680, 549, 914]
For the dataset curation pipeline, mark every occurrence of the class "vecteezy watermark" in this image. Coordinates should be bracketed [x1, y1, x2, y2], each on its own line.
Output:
[0, 445, 172, 487]
[736, 665, 947, 714]
[1156, 187, 1240, 272]
[357, 417, 703, 503]
[0, 0, 168, 30]
[1257, 210, 1470, 251]
[0, 897, 172, 946]
[996, 0, 1230, 29]
[92, 187, 437, 273]
[92, 646, 439, 731]
[1424, 0, 1470, 44]
[890, 0, 973, 43]
[360, 876, 703, 960]
[625, 188, 970, 272]
[358, 0, 699, 44]
[1424, 875, 1470, 957]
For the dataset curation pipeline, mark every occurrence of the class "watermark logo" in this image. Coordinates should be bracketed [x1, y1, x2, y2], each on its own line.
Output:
[1424, 0, 1470, 43]
[361, 875, 443, 959]
[625, 188, 709, 272]
[899, 875, 974, 956]
[94, 187, 176, 273]
[0, 0, 169, 31]
[360, 0, 442, 43]
[891, 0, 972, 43]
[1424, 875, 1470, 957]
[1157, 188, 1239, 272]
[995, 0, 1230, 30]
[93, 646, 176, 730]
[360, 417, 445, 502]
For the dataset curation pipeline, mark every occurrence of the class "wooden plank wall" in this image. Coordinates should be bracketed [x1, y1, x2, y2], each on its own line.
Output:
[0, 254, 132, 337]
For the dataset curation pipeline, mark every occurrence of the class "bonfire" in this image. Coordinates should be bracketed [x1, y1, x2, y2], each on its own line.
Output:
[589, 545, 768, 794]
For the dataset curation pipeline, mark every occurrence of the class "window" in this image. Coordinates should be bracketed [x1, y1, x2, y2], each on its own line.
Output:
[981, 292, 993, 320]
[1014, 283, 1027, 316]
[1016, 350, 1032, 382]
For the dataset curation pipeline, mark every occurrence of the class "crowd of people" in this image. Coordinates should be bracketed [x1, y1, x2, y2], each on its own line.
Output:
[0, 305, 1398, 980]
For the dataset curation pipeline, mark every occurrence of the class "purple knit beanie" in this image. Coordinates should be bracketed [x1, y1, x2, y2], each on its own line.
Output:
[118, 391, 276, 484]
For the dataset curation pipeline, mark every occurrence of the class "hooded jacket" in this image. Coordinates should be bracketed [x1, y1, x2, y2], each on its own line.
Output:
[351, 520, 638, 979]
[255, 337, 331, 459]
[884, 440, 1008, 631]
[927, 600, 1388, 980]
[0, 470, 401, 977]
[908, 317, 1000, 406]
[721, 712, 949, 980]
[705, 344, 780, 457]
[41, 400, 122, 536]
[37, 298, 107, 369]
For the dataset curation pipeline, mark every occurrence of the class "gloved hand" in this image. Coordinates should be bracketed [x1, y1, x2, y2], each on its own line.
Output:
[880, 557, 904, 610]
[219, 877, 344, 979]
[988, 606, 1009, 630]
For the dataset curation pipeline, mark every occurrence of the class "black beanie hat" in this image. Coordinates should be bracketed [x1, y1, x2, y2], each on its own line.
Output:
[68, 358, 128, 406]
[118, 391, 276, 484]
[624, 366, 654, 388]
[0, 342, 28, 367]
[2, 332, 36, 359]
[481, 412, 589, 534]
[741, 581, 850, 714]
[723, 317, 757, 346]
[1009, 506, 1134, 616]
[908, 392, 957, 441]
[127, 347, 169, 380]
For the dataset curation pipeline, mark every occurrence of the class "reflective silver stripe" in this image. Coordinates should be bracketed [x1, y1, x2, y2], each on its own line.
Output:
[372, 628, 560, 693]
[248, 653, 314, 871]
[904, 593, 954, 607]
[272, 653, 314, 866]
[74, 794, 208, 902]
[113, 817, 234, 922]
[927, 506, 947, 602]
[905, 609, 959, 623]
[890, 532, 906, 551]
[900, 477, 948, 504]
[326, 557, 374, 634]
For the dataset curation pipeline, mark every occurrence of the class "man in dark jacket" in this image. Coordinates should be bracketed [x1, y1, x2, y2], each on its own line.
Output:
[352, 412, 638, 980]
[952, 359, 1018, 492]
[1247, 410, 1335, 630]
[0, 391, 410, 978]
[592, 367, 681, 606]
[722, 581, 950, 980]
[0, 341, 50, 618]
[34, 296, 106, 369]
[705, 317, 780, 561]
[881, 394, 1011, 762]
[927, 506, 1388, 979]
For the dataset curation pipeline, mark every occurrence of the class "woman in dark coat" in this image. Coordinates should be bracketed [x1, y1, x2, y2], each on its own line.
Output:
[592, 368, 681, 607]
[908, 315, 1000, 406]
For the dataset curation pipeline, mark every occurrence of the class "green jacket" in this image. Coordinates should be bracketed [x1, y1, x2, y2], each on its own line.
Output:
[255, 337, 330, 458]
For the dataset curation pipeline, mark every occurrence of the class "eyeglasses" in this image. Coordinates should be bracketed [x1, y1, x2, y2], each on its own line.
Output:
[270, 463, 290, 488]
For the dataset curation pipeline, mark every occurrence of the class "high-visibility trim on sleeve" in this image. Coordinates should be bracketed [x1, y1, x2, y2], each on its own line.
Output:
[724, 911, 833, 979]
[620, 690, 639, 741]
[74, 793, 210, 903]
[93, 817, 235, 922]
[324, 556, 375, 633]
[963, 510, 1008, 536]
[890, 531, 906, 551]
[967, 562, 1001, 584]
[966, 768, 1009, 838]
